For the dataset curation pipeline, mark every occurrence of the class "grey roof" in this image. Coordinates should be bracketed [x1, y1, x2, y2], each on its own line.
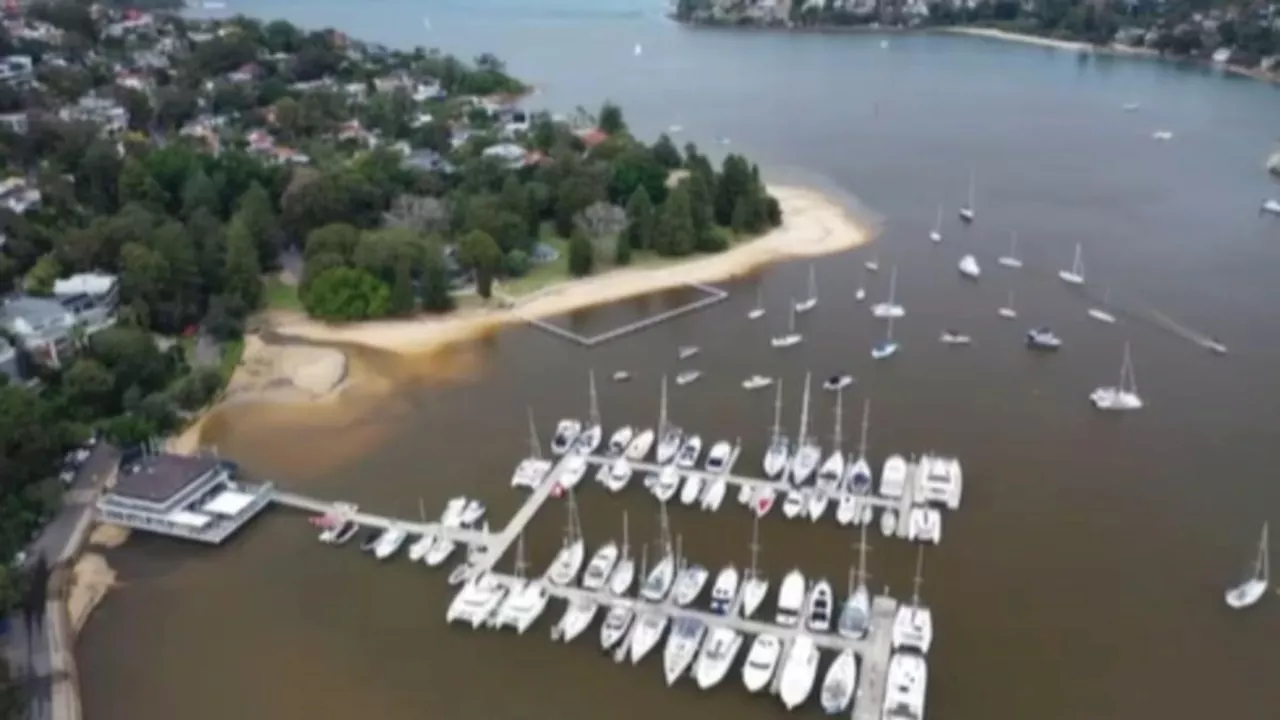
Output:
[112, 454, 220, 503]
[1, 296, 71, 329]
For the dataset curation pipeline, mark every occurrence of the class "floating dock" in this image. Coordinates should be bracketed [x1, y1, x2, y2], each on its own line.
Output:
[517, 283, 728, 347]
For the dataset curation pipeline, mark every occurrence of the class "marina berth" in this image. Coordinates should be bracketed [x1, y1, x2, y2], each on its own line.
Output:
[607, 426, 634, 455]
[782, 490, 806, 519]
[663, 617, 708, 686]
[551, 597, 599, 643]
[372, 526, 408, 560]
[446, 574, 509, 629]
[776, 569, 806, 626]
[406, 532, 435, 562]
[778, 635, 821, 710]
[600, 605, 634, 650]
[624, 428, 655, 461]
[883, 652, 928, 720]
[908, 507, 942, 545]
[550, 419, 582, 455]
[601, 457, 632, 493]
[705, 440, 735, 473]
[820, 649, 858, 714]
[673, 564, 710, 607]
[694, 626, 743, 689]
[679, 473, 703, 505]
[641, 553, 677, 602]
[915, 454, 963, 509]
[741, 633, 783, 693]
[628, 611, 669, 664]
[709, 565, 740, 614]
[581, 542, 620, 591]
[653, 465, 680, 502]
[880, 454, 908, 498]
[494, 580, 549, 634]
[806, 578, 835, 632]
[676, 434, 704, 469]
[557, 454, 589, 490]
[699, 477, 727, 511]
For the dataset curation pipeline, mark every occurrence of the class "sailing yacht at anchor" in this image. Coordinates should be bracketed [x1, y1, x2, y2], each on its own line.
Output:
[929, 204, 942, 243]
[997, 288, 1018, 319]
[997, 231, 1023, 268]
[958, 171, 976, 222]
[871, 314, 900, 360]
[871, 265, 905, 319]
[1087, 287, 1118, 324]
[794, 264, 818, 314]
[1090, 341, 1143, 411]
[1225, 522, 1269, 610]
[747, 284, 765, 320]
[1058, 242, 1085, 285]
[771, 303, 803, 348]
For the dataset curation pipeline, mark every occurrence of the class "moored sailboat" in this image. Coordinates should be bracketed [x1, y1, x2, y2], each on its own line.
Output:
[1225, 522, 1269, 610]
[820, 649, 858, 714]
[997, 231, 1022, 268]
[871, 265, 905, 318]
[794, 264, 818, 314]
[771, 303, 803, 348]
[762, 380, 790, 478]
[1058, 242, 1085, 285]
[958, 171, 976, 222]
[1090, 341, 1143, 411]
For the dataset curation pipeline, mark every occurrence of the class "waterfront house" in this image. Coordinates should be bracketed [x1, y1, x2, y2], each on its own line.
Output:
[0, 55, 33, 88]
[60, 95, 130, 136]
[96, 454, 275, 545]
[53, 272, 119, 333]
[0, 295, 77, 368]
[0, 111, 28, 135]
[0, 176, 41, 215]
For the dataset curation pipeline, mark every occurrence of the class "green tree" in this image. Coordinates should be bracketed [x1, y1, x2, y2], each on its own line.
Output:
[25, 255, 61, 295]
[305, 223, 361, 263]
[62, 358, 115, 420]
[598, 101, 626, 134]
[655, 184, 696, 256]
[652, 133, 682, 169]
[301, 267, 390, 321]
[624, 186, 655, 250]
[388, 258, 416, 316]
[181, 168, 221, 220]
[420, 239, 455, 313]
[223, 217, 262, 311]
[608, 145, 668, 206]
[555, 172, 605, 238]
[614, 232, 632, 265]
[457, 230, 503, 299]
[118, 158, 166, 211]
[236, 182, 280, 269]
[716, 154, 753, 227]
[568, 226, 595, 276]
[687, 172, 716, 251]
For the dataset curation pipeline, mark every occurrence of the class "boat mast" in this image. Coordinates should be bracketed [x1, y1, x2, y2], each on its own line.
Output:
[513, 532, 527, 580]
[658, 500, 672, 557]
[659, 374, 669, 436]
[770, 378, 784, 441]
[526, 406, 542, 459]
[887, 265, 898, 304]
[933, 205, 941, 233]
[1009, 231, 1018, 258]
[856, 399, 870, 459]
[620, 510, 629, 557]
[855, 522, 871, 590]
[910, 545, 925, 608]
[1258, 522, 1270, 583]
[588, 368, 600, 426]
[747, 512, 762, 581]
[1121, 342, 1137, 394]
[564, 487, 582, 545]
[967, 171, 976, 211]
[832, 386, 844, 453]
[755, 284, 763, 312]
[797, 372, 812, 445]
[886, 313, 896, 342]
[788, 301, 796, 333]
[1073, 243, 1084, 277]
[808, 264, 817, 302]
[675, 533, 684, 572]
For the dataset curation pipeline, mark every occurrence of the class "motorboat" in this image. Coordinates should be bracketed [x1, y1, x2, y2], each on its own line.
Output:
[424, 537, 457, 566]
[823, 374, 854, 391]
[679, 473, 703, 506]
[601, 457, 633, 493]
[820, 649, 858, 714]
[624, 428, 655, 461]
[675, 435, 703, 468]
[893, 602, 934, 654]
[737, 482, 754, 506]
[574, 422, 603, 455]
[672, 564, 710, 606]
[612, 370, 631, 382]
[445, 574, 509, 629]
[641, 554, 677, 601]
[1026, 328, 1063, 350]
[741, 634, 782, 693]
[322, 518, 359, 546]
[838, 583, 870, 639]
[778, 635, 821, 710]
[373, 527, 408, 560]
[776, 569, 806, 626]
[909, 507, 942, 545]
[940, 330, 972, 345]
[550, 419, 582, 455]
[782, 490, 806, 519]
[854, 286, 866, 301]
[880, 509, 898, 537]
[653, 465, 680, 502]
[1058, 242, 1085, 284]
[551, 597, 598, 643]
[406, 532, 435, 562]
[705, 440, 733, 473]
[511, 457, 552, 489]
[581, 542, 620, 591]
[791, 438, 822, 485]
[806, 578, 834, 632]
[883, 652, 928, 720]
[752, 485, 777, 517]
[675, 370, 702, 386]
[677, 345, 700, 360]
[357, 528, 382, 553]
[494, 580, 549, 634]
[663, 617, 707, 686]
[958, 254, 980, 279]
[742, 374, 774, 390]
[864, 255, 880, 272]
[871, 337, 900, 360]
[1203, 337, 1229, 355]
[557, 454, 589, 489]
[1226, 523, 1269, 610]
[607, 426, 634, 455]
[1091, 342, 1143, 411]
[460, 499, 486, 527]
[545, 537, 586, 585]
[600, 605, 634, 650]
[629, 612, 669, 664]
[656, 426, 683, 464]
[880, 454, 907, 498]
[807, 489, 830, 522]
[848, 453, 874, 495]
[694, 627, 743, 690]
[608, 552, 636, 596]
[1263, 198, 1280, 215]
[740, 572, 769, 619]
[699, 477, 727, 511]
[763, 435, 791, 479]
[916, 454, 963, 509]
[1152, 129, 1174, 140]
[709, 564, 740, 614]
[440, 496, 468, 527]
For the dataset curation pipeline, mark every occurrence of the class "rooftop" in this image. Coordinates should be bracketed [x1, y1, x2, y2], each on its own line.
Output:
[112, 454, 221, 503]
[1, 296, 73, 331]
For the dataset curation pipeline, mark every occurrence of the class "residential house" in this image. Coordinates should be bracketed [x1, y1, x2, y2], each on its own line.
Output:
[576, 127, 610, 150]
[0, 112, 28, 135]
[60, 95, 130, 136]
[481, 142, 531, 169]
[53, 272, 119, 333]
[404, 149, 455, 174]
[412, 81, 446, 103]
[373, 72, 413, 94]
[0, 296, 78, 368]
[103, 12, 155, 39]
[0, 177, 40, 215]
[336, 119, 376, 146]
[0, 55, 33, 87]
[226, 63, 261, 84]
[115, 69, 153, 93]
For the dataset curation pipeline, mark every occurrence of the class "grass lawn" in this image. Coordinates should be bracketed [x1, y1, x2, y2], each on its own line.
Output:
[264, 276, 303, 311]
[218, 338, 245, 384]
[501, 236, 571, 297]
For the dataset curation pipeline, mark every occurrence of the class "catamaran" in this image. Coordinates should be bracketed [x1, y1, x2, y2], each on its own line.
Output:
[892, 546, 935, 654]
[694, 627, 742, 690]
[776, 568, 806, 626]
[1087, 287, 1117, 324]
[997, 231, 1023, 268]
[663, 618, 707, 686]
[794, 264, 818, 314]
[1225, 522, 1269, 610]
[740, 513, 769, 618]
[763, 380, 790, 479]
[771, 303, 803, 348]
[608, 511, 636, 595]
[778, 635, 821, 710]
[1058, 242, 1085, 285]
[909, 506, 943, 544]
[838, 525, 872, 638]
[790, 374, 822, 484]
[742, 374, 773, 391]
[741, 634, 782, 693]
[871, 314, 900, 360]
[511, 408, 552, 489]
[1091, 341, 1143, 411]
[871, 265, 905, 318]
[544, 489, 585, 585]
[958, 254, 980, 279]
[929, 204, 942, 243]
[493, 534, 549, 634]
[820, 649, 858, 714]
[624, 428, 654, 461]
[446, 573, 508, 629]
[748, 284, 765, 319]
[958, 171, 976, 222]
[997, 288, 1018, 319]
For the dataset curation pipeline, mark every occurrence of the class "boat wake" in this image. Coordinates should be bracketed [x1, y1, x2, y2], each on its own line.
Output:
[1136, 300, 1226, 352]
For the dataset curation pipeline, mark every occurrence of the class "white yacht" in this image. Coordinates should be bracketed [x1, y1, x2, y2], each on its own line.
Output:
[771, 304, 803, 348]
[694, 627, 742, 690]
[805, 578, 834, 632]
[672, 564, 710, 606]
[675, 434, 703, 468]
[908, 506, 942, 545]
[764, 435, 791, 479]
[406, 532, 435, 562]
[511, 457, 552, 489]
[748, 284, 766, 319]
[424, 536, 456, 567]
[794, 265, 818, 314]
[871, 313, 900, 360]
[1026, 327, 1063, 350]
[1091, 342, 1143, 411]
[601, 457, 632, 493]
[607, 426, 634, 455]
[742, 374, 774, 390]
[958, 254, 980, 279]
[700, 477, 727, 511]
[677, 345, 700, 360]
[778, 635, 821, 710]
[893, 548, 934, 654]
[459, 499, 486, 528]
[652, 465, 680, 502]
[641, 553, 677, 601]
[1058, 242, 1085, 285]
[705, 440, 734, 473]
[624, 428, 655, 461]
[494, 580, 549, 634]
[440, 496, 467, 527]
[550, 419, 581, 455]
[545, 539, 585, 585]
[916, 454, 963, 509]
[880, 508, 898, 537]
[776, 569, 806, 626]
[817, 451, 845, 490]
[445, 574, 508, 629]
[628, 611, 669, 664]
[807, 490, 830, 522]
[864, 254, 880, 272]
[752, 485, 777, 518]
[928, 204, 942, 243]
[551, 597, 598, 643]
[574, 422, 603, 455]
[663, 618, 707, 686]
[1263, 198, 1280, 215]
[581, 542, 620, 591]
[679, 473, 703, 506]
[740, 572, 769, 618]
[675, 369, 702, 386]
[600, 604, 634, 651]
[940, 330, 972, 345]
[883, 652, 928, 720]
[871, 266, 905, 318]
[709, 565, 740, 614]
[741, 633, 782, 693]
[958, 171, 976, 223]
[656, 426, 683, 465]
[612, 370, 631, 382]
[823, 374, 854, 391]
[791, 439, 822, 485]
[1226, 522, 1269, 610]
[608, 534, 636, 595]
[372, 527, 408, 560]
[820, 649, 858, 714]
[838, 579, 870, 639]
[880, 454, 908, 498]
[782, 490, 806, 519]
[998, 288, 1018, 318]
[558, 454, 589, 490]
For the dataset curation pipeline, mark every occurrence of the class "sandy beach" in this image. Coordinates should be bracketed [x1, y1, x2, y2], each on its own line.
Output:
[271, 184, 873, 354]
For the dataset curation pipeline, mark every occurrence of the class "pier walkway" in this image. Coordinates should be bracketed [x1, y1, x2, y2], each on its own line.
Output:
[517, 283, 728, 347]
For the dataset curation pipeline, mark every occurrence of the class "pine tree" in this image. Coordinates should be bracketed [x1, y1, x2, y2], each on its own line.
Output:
[388, 258, 416, 316]
[687, 172, 715, 252]
[420, 240, 455, 313]
[236, 182, 280, 270]
[223, 217, 262, 311]
[624, 186, 654, 250]
[656, 184, 695, 257]
[568, 226, 595, 276]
